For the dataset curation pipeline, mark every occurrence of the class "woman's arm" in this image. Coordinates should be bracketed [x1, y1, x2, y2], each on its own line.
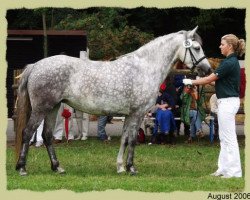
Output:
[192, 73, 218, 85]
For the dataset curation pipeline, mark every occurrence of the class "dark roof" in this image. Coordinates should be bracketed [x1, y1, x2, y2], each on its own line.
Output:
[8, 30, 87, 36]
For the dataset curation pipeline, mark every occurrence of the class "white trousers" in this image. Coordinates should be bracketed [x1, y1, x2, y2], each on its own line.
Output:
[217, 97, 242, 177]
[53, 103, 89, 140]
[75, 110, 89, 138]
[30, 119, 44, 142]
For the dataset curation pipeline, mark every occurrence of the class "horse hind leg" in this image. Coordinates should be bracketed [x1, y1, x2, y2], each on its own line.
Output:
[16, 112, 44, 176]
[42, 105, 65, 174]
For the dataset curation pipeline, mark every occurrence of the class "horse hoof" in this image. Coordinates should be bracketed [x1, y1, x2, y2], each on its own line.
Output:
[57, 167, 66, 174]
[117, 166, 126, 174]
[129, 166, 138, 175]
[19, 168, 28, 176]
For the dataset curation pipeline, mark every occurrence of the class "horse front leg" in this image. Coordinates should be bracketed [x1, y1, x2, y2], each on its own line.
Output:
[117, 120, 129, 173]
[118, 114, 143, 175]
[126, 121, 141, 175]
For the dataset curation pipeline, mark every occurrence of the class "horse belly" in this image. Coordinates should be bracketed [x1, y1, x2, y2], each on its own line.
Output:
[67, 96, 131, 116]
[68, 71, 133, 115]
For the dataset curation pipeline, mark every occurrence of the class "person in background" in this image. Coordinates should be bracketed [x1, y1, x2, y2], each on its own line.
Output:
[173, 75, 190, 136]
[29, 120, 44, 147]
[209, 93, 219, 140]
[74, 111, 89, 141]
[183, 34, 245, 178]
[53, 103, 75, 143]
[97, 116, 111, 141]
[149, 85, 176, 145]
[181, 83, 205, 143]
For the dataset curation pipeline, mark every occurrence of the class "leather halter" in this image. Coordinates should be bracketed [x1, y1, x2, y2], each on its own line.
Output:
[182, 32, 206, 73]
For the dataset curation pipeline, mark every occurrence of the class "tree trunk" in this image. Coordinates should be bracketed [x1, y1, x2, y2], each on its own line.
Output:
[42, 11, 48, 58]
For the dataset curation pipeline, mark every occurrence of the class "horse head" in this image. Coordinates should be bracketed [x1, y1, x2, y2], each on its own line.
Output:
[178, 26, 212, 77]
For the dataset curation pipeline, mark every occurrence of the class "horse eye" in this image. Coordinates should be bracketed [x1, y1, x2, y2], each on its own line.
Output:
[194, 46, 200, 51]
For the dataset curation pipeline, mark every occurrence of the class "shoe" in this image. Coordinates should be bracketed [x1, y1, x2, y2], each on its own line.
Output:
[210, 171, 223, 177]
[197, 130, 205, 138]
[54, 139, 62, 144]
[35, 141, 43, 147]
[185, 136, 193, 143]
[221, 174, 233, 179]
[81, 136, 88, 141]
[74, 135, 82, 140]
[99, 134, 108, 141]
[107, 136, 111, 141]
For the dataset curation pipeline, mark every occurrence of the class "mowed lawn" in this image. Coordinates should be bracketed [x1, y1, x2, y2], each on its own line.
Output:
[6, 136, 245, 192]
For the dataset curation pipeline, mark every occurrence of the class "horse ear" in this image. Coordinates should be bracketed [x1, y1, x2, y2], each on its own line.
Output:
[188, 26, 198, 38]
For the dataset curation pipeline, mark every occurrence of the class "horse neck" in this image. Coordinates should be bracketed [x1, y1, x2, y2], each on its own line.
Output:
[135, 34, 180, 83]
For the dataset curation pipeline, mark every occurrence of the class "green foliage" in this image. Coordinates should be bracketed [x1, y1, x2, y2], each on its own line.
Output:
[54, 8, 153, 60]
[6, 7, 245, 58]
[7, 136, 245, 192]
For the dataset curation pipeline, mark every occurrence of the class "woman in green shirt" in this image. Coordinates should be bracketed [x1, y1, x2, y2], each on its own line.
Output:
[183, 34, 245, 178]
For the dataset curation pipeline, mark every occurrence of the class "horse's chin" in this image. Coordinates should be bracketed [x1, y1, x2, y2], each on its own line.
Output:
[197, 71, 206, 77]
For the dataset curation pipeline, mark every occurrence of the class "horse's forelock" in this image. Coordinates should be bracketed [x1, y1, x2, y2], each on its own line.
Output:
[178, 30, 203, 46]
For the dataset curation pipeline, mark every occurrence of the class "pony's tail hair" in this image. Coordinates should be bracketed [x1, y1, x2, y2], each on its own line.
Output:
[15, 64, 33, 161]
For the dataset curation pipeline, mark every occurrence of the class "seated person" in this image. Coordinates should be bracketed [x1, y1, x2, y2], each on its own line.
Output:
[174, 82, 190, 136]
[149, 89, 176, 144]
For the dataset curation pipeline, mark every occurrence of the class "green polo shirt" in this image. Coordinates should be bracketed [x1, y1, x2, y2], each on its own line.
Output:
[214, 53, 240, 99]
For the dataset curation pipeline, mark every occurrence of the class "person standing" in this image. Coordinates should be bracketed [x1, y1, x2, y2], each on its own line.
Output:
[74, 111, 89, 141]
[97, 116, 109, 141]
[209, 93, 219, 140]
[30, 119, 44, 147]
[53, 103, 75, 143]
[181, 84, 205, 143]
[183, 34, 245, 178]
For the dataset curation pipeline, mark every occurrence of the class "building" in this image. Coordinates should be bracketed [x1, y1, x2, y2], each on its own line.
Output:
[6, 30, 87, 118]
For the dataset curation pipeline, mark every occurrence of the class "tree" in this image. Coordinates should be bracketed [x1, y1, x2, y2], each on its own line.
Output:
[6, 7, 245, 58]
[54, 8, 153, 60]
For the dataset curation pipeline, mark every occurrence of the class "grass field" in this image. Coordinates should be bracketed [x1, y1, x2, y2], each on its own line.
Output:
[6, 136, 245, 192]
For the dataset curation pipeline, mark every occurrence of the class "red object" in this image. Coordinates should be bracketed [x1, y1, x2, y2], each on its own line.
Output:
[61, 108, 71, 118]
[137, 128, 145, 143]
[240, 68, 246, 98]
[160, 82, 166, 91]
[61, 108, 71, 140]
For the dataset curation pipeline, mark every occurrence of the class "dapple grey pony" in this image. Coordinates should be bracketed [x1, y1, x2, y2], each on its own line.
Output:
[15, 26, 211, 176]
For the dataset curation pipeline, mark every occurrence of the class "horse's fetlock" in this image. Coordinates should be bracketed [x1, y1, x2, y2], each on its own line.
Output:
[16, 160, 26, 170]
[126, 163, 132, 172]
[51, 160, 59, 171]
